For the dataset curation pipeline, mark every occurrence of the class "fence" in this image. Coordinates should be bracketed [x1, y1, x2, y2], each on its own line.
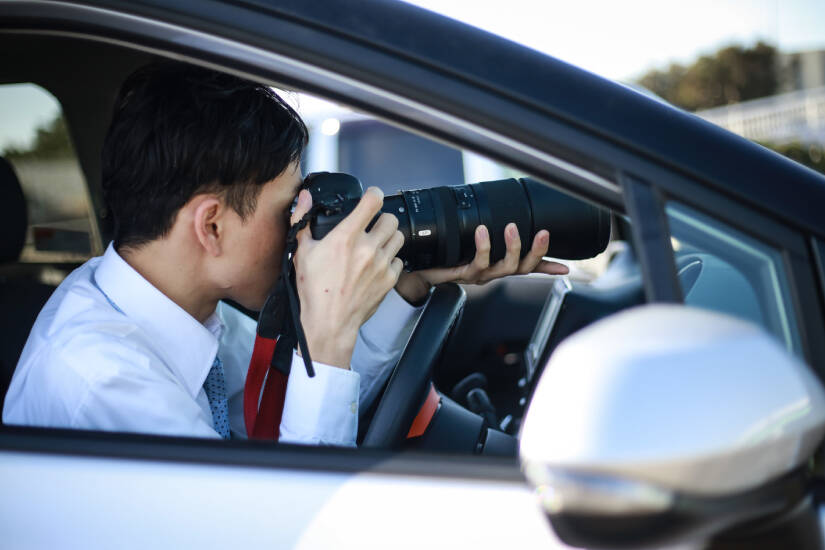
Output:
[696, 86, 825, 145]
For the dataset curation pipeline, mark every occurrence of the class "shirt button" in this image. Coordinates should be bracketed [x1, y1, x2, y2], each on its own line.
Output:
[350, 402, 357, 414]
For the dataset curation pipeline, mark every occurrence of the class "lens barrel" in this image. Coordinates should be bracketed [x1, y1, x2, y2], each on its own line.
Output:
[307, 173, 610, 271]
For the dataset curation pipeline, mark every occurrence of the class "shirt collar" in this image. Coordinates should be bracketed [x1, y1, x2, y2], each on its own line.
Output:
[94, 242, 223, 398]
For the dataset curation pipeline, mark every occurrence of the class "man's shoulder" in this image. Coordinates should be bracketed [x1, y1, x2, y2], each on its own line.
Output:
[35, 257, 137, 342]
[3, 258, 165, 426]
[18, 257, 161, 377]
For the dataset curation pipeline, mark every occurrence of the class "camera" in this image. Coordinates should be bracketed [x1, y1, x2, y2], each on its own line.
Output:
[303, 172, 610, 271]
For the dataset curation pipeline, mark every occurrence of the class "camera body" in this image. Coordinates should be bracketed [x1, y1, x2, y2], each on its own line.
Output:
[303, 172, 364, 232]
[303, 171, 610, 271]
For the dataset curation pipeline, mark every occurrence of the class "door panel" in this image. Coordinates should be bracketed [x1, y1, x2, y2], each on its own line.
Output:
[0, 449, 561, 549]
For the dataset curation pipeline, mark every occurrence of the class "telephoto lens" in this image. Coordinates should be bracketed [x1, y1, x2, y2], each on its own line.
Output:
[305, 172, 610, 271]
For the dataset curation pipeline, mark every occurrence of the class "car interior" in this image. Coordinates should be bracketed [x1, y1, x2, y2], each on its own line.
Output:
[0, 32, 794, 457]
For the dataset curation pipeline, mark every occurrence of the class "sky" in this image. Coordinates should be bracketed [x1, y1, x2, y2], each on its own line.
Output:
[3, 0, 825, 151]
[0, 85, 60, 153]
[402, 0, 825, 81]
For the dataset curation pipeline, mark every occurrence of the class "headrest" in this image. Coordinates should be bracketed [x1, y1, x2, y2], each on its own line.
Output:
[0, 157, 27, 263]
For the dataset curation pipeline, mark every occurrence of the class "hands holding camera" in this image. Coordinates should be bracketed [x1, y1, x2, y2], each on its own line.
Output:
[291, 187, 404, 369]
[291, 185, 569, 369]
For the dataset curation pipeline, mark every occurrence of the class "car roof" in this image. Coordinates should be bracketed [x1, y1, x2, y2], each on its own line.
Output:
[20, 0, 825, 235]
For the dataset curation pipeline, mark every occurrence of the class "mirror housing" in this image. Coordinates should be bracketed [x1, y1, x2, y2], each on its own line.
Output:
[520, 305, 825, 548]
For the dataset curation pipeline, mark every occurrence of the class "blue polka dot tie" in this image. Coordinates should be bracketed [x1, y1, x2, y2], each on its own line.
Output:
[204, 355, 230, 439]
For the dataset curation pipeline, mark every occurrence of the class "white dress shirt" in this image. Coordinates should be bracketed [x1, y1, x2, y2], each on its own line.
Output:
[3, 243, 422, 446]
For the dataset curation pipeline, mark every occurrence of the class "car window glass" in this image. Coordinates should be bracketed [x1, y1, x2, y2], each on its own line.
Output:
[666, 201, 802, 356]
[0, 83, 100, 266]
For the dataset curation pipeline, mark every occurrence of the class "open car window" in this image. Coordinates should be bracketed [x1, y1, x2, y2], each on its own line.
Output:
[0, 44, 617, 456]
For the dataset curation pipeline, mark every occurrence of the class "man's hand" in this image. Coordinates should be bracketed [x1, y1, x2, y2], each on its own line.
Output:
[395, 223, 569, 304]
[291, 187, 404, 368]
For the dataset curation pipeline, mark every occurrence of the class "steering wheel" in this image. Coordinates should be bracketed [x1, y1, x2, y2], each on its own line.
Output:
[361, 283, 466, 449]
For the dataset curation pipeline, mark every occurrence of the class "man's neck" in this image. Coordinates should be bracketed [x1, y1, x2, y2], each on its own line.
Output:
[118, 240, 218, 323]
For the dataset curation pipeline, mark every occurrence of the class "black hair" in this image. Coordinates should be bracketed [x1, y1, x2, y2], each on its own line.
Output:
[101, 62, 308, 250]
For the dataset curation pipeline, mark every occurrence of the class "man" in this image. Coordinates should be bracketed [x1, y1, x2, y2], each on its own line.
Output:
[3, 63, 566, 445]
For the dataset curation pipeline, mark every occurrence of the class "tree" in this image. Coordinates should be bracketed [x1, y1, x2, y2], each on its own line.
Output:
[637, 42, 778, 111]
[3, 114, 74, 160]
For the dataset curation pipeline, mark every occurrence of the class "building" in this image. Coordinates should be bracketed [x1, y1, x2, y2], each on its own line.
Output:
[779, 50, 825, 93]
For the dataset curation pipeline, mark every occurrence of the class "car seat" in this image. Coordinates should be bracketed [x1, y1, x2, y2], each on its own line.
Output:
[0, 156, 56, 417]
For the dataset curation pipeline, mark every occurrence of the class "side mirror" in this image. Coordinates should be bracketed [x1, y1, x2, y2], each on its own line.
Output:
[519, 305, 825, 549]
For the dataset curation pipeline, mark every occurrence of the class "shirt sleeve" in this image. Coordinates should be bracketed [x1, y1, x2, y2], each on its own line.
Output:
[352, 288, 425, 414]
[279, 289, 424, 446]
[279, 352, 360, 447]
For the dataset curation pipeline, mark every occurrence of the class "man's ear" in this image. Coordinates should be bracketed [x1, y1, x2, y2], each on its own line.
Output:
[192, 195, 224, 257]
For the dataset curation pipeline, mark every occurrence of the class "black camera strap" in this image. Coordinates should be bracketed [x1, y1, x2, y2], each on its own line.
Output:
[279, 207, 324, 378]
[260, 204, 324, 379]
[243, 205, 323, 439]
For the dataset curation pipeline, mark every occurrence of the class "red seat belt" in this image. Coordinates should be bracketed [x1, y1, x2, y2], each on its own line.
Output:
[244, 204, 321, 440]
[244, 335, 438, 442]
[243, 335, 287, 440]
